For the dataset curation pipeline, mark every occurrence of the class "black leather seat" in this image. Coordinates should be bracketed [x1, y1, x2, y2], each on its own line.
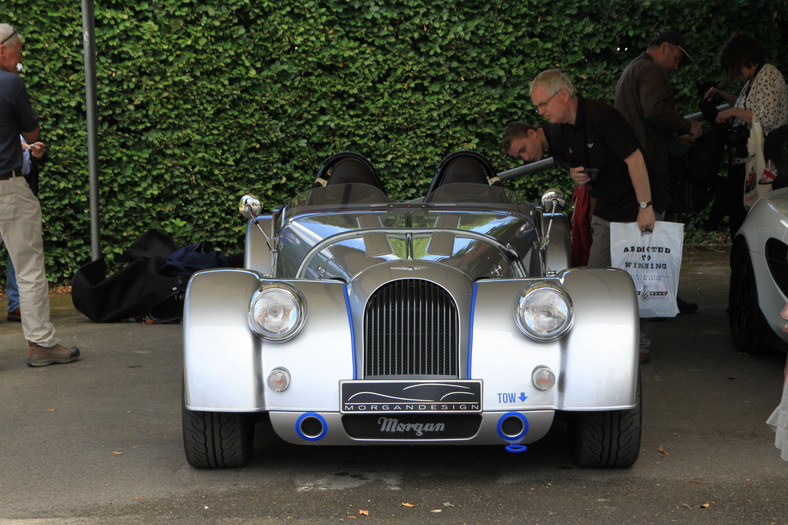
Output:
[426, 151, 497, 198]
[312, 152, 386, 194]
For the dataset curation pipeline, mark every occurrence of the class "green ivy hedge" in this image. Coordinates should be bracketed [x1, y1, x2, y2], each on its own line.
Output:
[4, 0, 787, 283]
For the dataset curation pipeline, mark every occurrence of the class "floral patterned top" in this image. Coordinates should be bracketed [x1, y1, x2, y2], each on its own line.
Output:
[735, 63, 788, 136]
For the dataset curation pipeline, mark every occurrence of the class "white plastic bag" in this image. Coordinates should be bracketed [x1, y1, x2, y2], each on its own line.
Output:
[610, 221, 684, 318]
[743, 115, 770, 209]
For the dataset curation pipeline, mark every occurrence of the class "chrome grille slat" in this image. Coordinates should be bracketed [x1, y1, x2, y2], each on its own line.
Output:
[364, 279, 458, 377]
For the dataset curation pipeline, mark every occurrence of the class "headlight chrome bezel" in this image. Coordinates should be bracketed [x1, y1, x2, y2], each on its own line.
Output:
[249, 283, 305, 342]
[516, 281, 573, 341]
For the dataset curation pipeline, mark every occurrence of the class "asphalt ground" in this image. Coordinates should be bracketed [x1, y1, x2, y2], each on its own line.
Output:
[0, 246, 786, 524]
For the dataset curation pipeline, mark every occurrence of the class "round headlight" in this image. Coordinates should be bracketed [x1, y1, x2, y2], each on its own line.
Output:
[249, 284, 305, 341]
[516, 282, 572, 341]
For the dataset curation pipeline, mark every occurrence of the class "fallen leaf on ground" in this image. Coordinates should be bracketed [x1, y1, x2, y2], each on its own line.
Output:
[359, 510, 369, 516]
[112, 451, 123, 455]
[443, 502, 454, 507]
[688, 479, 718, 485]
[700, 503, 710, 509]
[401, 502, 415, 508]
[48, 408, 56, 412]
[658, 446, 669, 455]
[431, 509, 442, 513]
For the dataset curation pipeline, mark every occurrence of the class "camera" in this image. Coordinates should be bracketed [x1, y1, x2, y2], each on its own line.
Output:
[698, 81, 724, 125]
[581, 168, 599, 183]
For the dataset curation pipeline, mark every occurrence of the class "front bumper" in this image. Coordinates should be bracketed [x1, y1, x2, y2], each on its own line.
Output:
[269, 409, 555, 446]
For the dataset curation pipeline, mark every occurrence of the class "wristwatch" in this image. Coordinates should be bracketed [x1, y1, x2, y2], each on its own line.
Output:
[638, 201, 652, 209]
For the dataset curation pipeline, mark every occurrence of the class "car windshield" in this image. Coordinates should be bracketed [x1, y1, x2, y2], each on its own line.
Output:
[286, 183, 532, 215]
[287, 184, 392, 214]
[277, 183, 541, 281]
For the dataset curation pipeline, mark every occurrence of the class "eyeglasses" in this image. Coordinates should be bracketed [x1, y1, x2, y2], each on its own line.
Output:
[0, 30, 17, 46]
[534, 89, 561, 112]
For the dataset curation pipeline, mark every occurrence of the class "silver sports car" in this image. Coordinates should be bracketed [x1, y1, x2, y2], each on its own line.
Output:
[182, 151, 642, 469]
[729, 187, 788, 352]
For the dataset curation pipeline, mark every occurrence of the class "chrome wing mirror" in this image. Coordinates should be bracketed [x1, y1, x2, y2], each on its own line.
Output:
[239, 195, 263, 220]
[540, 189, 565, 213]
[238, 195, 273, 251]
[539, 189, 565, 250]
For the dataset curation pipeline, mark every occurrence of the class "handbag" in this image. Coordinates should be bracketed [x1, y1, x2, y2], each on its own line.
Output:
[743, 114, 771, 209]
[609, 221, 684, 318]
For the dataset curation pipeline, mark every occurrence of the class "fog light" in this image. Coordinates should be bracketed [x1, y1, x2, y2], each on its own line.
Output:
[532, 367, 556, 391]
[267, 367, 291, 392]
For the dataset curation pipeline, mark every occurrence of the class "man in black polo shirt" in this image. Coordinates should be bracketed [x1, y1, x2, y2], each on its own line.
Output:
[530, 69, 668, 363]
[500, 121, 593, 267]
[529, 69, 668, 266]
[0, 23, 79, 366]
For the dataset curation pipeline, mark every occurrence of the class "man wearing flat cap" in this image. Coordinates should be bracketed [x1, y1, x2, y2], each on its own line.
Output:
[616, 30, 703, 187]
[615, 29, 702, 317]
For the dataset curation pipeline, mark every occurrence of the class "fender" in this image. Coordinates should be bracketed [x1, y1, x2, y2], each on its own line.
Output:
[183, 269, 354, 412]
[470, 268, 638, 412]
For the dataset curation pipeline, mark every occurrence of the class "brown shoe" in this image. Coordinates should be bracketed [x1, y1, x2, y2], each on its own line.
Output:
[27, 342, 80, 367]
[7, 307, 21, 322]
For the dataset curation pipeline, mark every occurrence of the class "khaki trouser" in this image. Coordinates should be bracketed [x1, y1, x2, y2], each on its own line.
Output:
[0, 176, 57, 347]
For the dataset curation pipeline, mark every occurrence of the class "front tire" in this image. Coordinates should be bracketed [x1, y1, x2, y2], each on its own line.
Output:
[571, 373, 641, 468]
[182, 399, 254, 468]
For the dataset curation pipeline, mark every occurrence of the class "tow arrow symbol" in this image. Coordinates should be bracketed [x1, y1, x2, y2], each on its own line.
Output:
[519, 393, 527, 401]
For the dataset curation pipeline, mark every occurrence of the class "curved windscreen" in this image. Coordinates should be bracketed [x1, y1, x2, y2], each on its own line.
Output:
[287, 184, 391, 215]
[276, 183, 540, 280]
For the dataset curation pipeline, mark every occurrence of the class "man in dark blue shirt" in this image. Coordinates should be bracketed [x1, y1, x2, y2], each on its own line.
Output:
[0, 23, 79, 366]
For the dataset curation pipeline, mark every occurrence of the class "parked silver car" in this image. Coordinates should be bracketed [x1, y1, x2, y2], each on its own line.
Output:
[181, 152, 642, 469]
[729, 187, 788, 352]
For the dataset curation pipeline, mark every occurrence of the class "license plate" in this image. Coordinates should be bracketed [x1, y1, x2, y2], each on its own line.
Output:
[340, 380, 482, 414]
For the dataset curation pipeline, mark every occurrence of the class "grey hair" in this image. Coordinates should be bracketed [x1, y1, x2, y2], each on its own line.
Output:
[529, 69, 577, 97]
[0, 24, 19, 48]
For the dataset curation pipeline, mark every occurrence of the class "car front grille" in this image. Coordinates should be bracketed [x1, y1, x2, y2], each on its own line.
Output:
[364, 279, 458, 378]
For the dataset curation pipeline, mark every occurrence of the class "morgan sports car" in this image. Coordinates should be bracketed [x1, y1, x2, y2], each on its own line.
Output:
[729, 187, 788, 352]
[182, 151, 642, 469]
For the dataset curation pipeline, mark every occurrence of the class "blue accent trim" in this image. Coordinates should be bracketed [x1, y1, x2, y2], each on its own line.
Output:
[468, 282, 478, 377]
[496, 412, 529, 442]
[343, 284, 357, 379]
[505, 444, 527, 453]
[296, 412, 328, 442]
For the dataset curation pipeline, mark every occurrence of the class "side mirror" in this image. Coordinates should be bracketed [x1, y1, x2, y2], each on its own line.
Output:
[540, 189, 565, 213]
[239, 195, 262, 220]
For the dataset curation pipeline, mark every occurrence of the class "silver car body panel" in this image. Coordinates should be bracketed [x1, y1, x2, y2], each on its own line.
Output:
[737, 187, 788, 343]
